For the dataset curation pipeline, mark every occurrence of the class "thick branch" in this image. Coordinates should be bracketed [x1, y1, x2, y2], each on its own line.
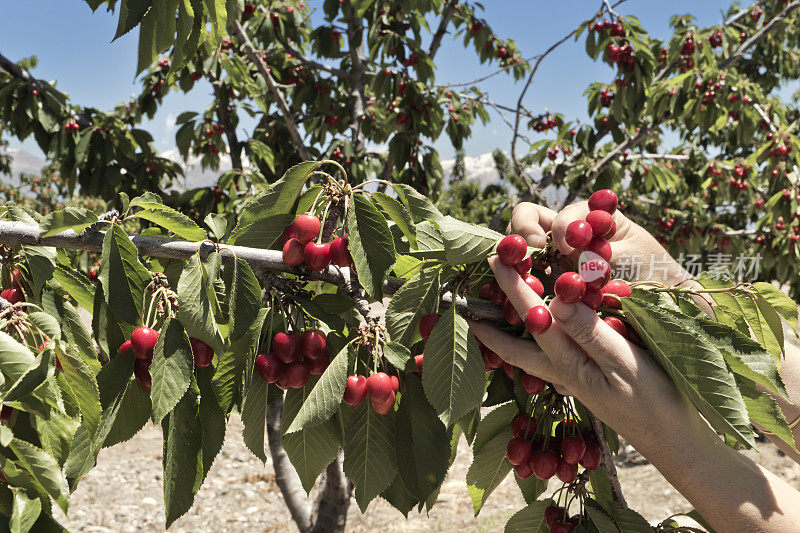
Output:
[231, 21, 311, 161]
[428, 0, 459, 59]
[719, 0, 800, 70]
[587, 409, 628, 509]
[311, 453, 352, 533]
[267, 399, 313, 533]
[211, 79, 243, 171]
[343, 1, 367, 152]
[0, 221, 504, 322]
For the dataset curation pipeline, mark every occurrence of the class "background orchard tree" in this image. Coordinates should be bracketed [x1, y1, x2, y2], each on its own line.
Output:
[0, 0, 798, 532]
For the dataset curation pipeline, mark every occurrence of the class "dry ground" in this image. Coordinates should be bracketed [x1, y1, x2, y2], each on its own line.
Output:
[53, 416, 800, 532]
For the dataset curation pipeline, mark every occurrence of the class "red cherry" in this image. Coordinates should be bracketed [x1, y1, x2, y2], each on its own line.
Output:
[580, 258, 611, 290]
[502, 361, 515, 379]
[281, 225, 296, 244]
[305, 352, 330, 375]
[255, 353, 284, 383]
[522, 274, 545, 297]
[418, 313, 441, 340]
[282, 238, 305, 266]
[330, 235, 353, 267]
[190, 338, 214, 368]
[372, 390, 396, 414]
[0, 405, 13, 422]
[488, 281, 506, 305]
[273, 332, 300, 363]
[496, 234, 527, 266]
[506, 437, 533, 466]
[482, 348, 503, 370]
[275, 371, 292, 390]
[587, 236, 612, 261]
[555, 460, 578, 483]
[550, 521, 575, 533]
[10, 269, 23, 290]
[304, 242, 331, 271]
[525, 306, 552, 335]
[561, 436, 587, 464]
[606, 220, 617, 238]
[545, 505, 565, 528]
[514, 256, 532, 275]
[293, 214, 321, 243]
[579, 443, 602, 470]
[131, 327, 159, 360]
[0, 288, 23, 304]
[414, 354, 424, 374]
[301, 330, 327, 360]
[134, 358, 152, 391]
[366, 372, 393, 402]
[478, 283, 492, 300]
[513, 460, 535, 479]
[344, 375, 368, 406]
[588, 189, 618, 214]
[602, 280, 631, 308]
[390, 375, 400, 393]
[530, 450, 559, 480]
[603, 316, 628, 337]
[565, 220, 593, 249]
[511, 413, 536, 438]
[285, 361, 310, 388]
[520, 372, 546, 395]
[503, 299, 522, 325]
[585, 210, 614, 237]
[581, 286, 603, 309]
[118, 340, 132, 356]
[554, 272, 586, 304]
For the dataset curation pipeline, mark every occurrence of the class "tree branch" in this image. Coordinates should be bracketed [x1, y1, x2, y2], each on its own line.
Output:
[343, 1, 367, 152]
[428, 0, 459, 59]
[311, 453, 352, 533]
[587, 410, 628, 509]
[210, 79, 243, 171]
[231, 21, 311, 161]
[275, 35, 347, 77]
[719, 0, 800, 70]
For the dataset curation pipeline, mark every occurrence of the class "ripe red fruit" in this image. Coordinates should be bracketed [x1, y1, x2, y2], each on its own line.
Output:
[601, 280, 632, 308]
[514, 256, 533, 275]
[344, 375, 368, 406]
[134, 358, 152, 391]
[579, 443, 602, 470]
[293, 214, 321, 243]
[10, 269, 23, 290]
[522, 274, 545, 297]
[586, 210, 614, 237]
[478, 283, 492, 300]
[255, 353, 284, 383]
[565, 220, 593, 249]
[190, 338, 214, 368]
[550, 521, 575, 533]
[390, 375, 400, 393]
[285, 361, 310, 388]
[506, 437, 533, 466]
[496, 234, 527, 266]
[0, 405, 13, 423]
[366, 372, 393, 402]
[513, 460, 535, 479]
[503, 299, 522, 325]
[525, 306, 552, 335]
[372, 390, 396, 414]
[560, 436, 587, 464]
[545, 505, 565, 528]
[554, 272, 586, 304]
[482, 348, 503, 370]
[131, 327, 159, 360]
[604, 316, 628, 337]
[488, 281, 506, 305]
[521, 372, 546, 395]
[555, 460, 578, 483]
[418, 313, 441, 341]
[301, 330, 327, 360]
[281, 225, 296, 244]
[588, 189, 618, 214]
[530, 450, 559, 480]
[304, 242, 332, 271]
[0, 288, 23, 304]
[305, 352, 330, 375]
[282, 238, 305, 266]
[414, 354, 424, 374]
[502, 361, 515, 379]
[511, 413, 536, 438]
[273, 332, 300, 363]
[118, 340, 132, 356]
[580, 258, 611, 290]
[581, 286, 604, 309]
[330, 235, 353, 267]
[587, 236, 612, 261]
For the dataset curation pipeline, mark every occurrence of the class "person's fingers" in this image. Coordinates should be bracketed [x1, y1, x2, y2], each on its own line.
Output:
[548, 297, 637, 377]
[551, 201, 635, 262]
[468, 320, 555, 381]
[509, 203, 557, 249]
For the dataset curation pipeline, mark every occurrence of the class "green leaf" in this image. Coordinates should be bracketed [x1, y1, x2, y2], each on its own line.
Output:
[99, 225, 151, 325]
[504, 499, 551, 533]
[738, 376, 796, 451]
[162, 391, 202, 528]
[215, 307, 269, 413]
[114, 0, 154, 40]
[11, 489, 41, 533]
[752, 282, 798, 335]
[380, 475, 420, 517]
[3, 351, 53, 404]
[102, 377, 151, 447]
[754, 293, 786, 359]
[586, 499, 620, 532]
[394, 183, 443, 223]
[236, 161, 322, 229]
[226, 214, 295, 249]
[382, 341, 414, 373]
[197, 368, 226, 480]
[9, 439, 69, 513]
[177, 253, 224, 357]
[422, 307, 485, 427]
[385, 266, 441, 346]
[372, 192, 417, 247]
[0, 333, 36, 386]
[436, 216, 504, 265]
[394, 375, 449, 501]
[53, 266, 95, 312]
[38, 208, 98, 237]
[57, 347, 101, 439]
[466, 429, 512, 515]
[515, 475, 547, 505]
[281, 378, 341, 493]
[473, 401, 518, 454]
[342, 401, 398, 512]
[622, 298, 755, 447]
[285, 342, 352, 434]
[150, 318, 194, 423]
[347, 194, 396, 298]
[133, 205, 206, 241]
[241, 376, 270, 462]
[610, 504, 653, 532]
[228, 259, 262, 343]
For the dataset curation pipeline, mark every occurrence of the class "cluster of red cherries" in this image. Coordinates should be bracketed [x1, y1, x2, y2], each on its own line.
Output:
[1, 269, 25, 305]
[255, 330, 332, 390]
[342, 370, 400, 415]
[281, 213, 353, 271]
[119, 326, 214, 391]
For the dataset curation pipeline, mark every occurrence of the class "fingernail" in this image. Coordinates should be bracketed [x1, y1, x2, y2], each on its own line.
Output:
[528, 235, 545, 249]
[550, 299, 576, 321]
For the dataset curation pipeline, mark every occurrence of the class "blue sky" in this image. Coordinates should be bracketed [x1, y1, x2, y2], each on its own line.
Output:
[1, 0, 737, 162]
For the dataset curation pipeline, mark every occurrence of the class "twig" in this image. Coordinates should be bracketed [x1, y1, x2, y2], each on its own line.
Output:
[587, 409, 628, 509]
[275, 35, 346, 77]
[428, 0, 459, 59]
[719, 0, 800, 70]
